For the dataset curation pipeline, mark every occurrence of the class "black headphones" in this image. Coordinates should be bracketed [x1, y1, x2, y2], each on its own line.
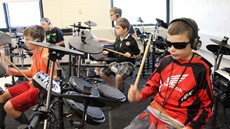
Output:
[32, 25, 45, 42]
[169, 18, 202, 50]
[40, 18, 51, 25]
[115, 7, 121, 18]
[34, 27, 41, 42]
[116, 13, 119, 18]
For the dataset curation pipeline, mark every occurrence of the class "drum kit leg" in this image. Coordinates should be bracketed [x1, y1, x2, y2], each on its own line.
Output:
[135, 18, 168, 76]
[206, 36, 230, 128]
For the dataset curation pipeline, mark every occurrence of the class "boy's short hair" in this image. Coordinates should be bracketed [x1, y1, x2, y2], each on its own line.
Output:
[116, 18, 130, 31]
[168, 18, 202, 50]
[23, 25, 45, 42]
[110, 7, 122, 18]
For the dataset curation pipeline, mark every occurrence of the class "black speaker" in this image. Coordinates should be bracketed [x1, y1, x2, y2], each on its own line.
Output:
[169, 18, 202, 50]
[114, 7, 121, 18]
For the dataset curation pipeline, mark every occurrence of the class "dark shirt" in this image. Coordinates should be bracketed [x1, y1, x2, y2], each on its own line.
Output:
[46, 27, 65, 47]
[109, 34, 140, 64]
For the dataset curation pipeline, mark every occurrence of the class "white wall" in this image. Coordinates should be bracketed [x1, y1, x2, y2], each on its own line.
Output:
[42, 0, 112, 30]
[171, 0, 230, 63]
[42, 0, 230, 68]
[42, 0, 117, 46]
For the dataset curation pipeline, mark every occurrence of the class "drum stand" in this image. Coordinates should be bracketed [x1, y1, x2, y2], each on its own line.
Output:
[74, 54, 91, 78]
[85, 53, 91, 77]
[43, 49, 66, 129]
[71, 98, 91, 129]
[210, 45, 229, 128]
[141, 23, 160, 76]
[5, 37, 29, 87]
[18, 49, 66, 129]
[9, 43, 16, 84]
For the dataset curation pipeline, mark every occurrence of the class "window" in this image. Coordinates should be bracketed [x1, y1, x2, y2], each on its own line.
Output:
[0, 3, 7, 28]
[0, 0, 42, 31]
[7, 1, 41, 27]
[112, 0, 168, 26]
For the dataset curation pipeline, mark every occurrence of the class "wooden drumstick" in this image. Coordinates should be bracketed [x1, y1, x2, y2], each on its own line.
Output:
[104, 47, 127, 56]
[152, 101, 181, 129]
[4, 57, 30, 81]
[133, 34, 152, 88]
[103, 47, 141, 59]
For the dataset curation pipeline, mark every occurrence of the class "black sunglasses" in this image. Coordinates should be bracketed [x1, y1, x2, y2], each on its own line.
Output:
[165, 40, 190, 49]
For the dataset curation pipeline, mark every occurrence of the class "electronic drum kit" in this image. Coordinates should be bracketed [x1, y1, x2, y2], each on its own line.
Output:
[29, 20, 128, 129]
[206, 37, 230, 71]
[0, 21, 126, 129]
[28, 39, 125, 129]
[206, 36, 230, 127]
[0, 33, 11, 78]
[0, 32, 33, 79]
[26, 20, 230, 129]
[0, 33, 11, 46]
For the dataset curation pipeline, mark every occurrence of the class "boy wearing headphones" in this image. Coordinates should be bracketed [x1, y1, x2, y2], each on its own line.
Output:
[126, 18, 213, 129]
[99, 18, 140, 90]
[98, 7, 136, 44]
[0, 25, 57, 129]
[40, 18, 65, 47]
[92, 7, 137, 77]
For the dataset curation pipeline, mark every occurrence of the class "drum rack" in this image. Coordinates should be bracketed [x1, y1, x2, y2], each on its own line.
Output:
[208, 37, 230, 129]
[4, 36, 32, 87]
[138, 20, 167, 77]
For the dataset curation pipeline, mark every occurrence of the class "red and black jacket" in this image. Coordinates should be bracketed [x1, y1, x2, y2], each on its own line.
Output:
[140, 54, 213, 129]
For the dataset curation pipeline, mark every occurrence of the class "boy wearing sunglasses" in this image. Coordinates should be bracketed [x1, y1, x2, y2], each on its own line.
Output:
[125, 18, 213, 129]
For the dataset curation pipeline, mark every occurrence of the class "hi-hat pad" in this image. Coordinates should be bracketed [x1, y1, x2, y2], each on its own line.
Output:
[206, 44, 230, 55]
[210, 38, 230, 49]
[0, 33, 11, 46]
[84, 20, 97, 27]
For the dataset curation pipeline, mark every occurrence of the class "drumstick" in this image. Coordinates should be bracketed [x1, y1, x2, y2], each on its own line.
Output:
[3, 57, 30, 81]
[133, 34, 152, 88]
[152, 101, 181, 129]
[103, 47, 141, 59]
[103, 47, 127, 56]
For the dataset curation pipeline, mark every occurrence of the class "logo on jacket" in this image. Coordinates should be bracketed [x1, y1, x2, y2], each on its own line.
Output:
[164, 74, 189, 92]
[126, 41, 130, 46]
